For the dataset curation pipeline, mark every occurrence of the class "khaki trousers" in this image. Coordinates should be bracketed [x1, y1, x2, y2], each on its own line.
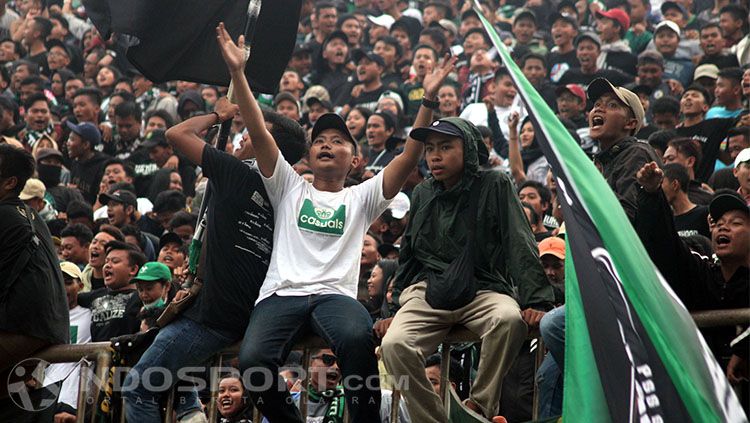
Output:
[381, 282, 527, 422]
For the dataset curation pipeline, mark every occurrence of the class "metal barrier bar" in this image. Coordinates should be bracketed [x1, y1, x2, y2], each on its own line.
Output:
[31, 308, 750, 422]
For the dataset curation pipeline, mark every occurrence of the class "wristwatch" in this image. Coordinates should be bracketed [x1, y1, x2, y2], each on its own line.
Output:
[421, 96, 439, 110]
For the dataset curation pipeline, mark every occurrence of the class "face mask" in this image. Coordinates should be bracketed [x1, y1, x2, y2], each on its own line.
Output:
[37, 164, 61, 187]
[143, 297, 166, 310]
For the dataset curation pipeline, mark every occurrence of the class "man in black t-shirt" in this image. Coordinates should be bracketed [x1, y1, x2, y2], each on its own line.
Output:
[558, 32, 634, 87]
[660, 163, 710, 238]
[77, 241, 145, 342]
[123, 98, 308, 422]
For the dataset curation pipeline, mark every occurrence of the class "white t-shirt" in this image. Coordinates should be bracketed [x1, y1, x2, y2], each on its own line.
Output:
[257, 152, 393, 303]
[459, 99, 527, 142]
[44, 305, 92, 409]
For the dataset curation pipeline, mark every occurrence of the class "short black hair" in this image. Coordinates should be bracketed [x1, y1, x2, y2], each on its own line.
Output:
[374, 35, 403, 59]
[465, 27, 491, 47]
[66, 200, 94, 222]
[662, 163, 690, 192]
[97, 224, 125, 242]
[103, 158, 136, 179]
[520, 52, 547, 69]
[20, 75, 46, 90]
[111, 90, 136, 104]
[23, 92, 48, 110]
[114, 101, 142, 121]
[699, 22, 721, 34]
[105, 239, 147, 267]
[120, 224, 145, 251]
[419, 27, 448, 55]
[0, 144, 35, 195]
[0, 96, 18, 122]
[60, 223, 94, 246]
[518, 180, 552, 207]
[652, 96, 680, 116]
[13, 59, 39, 75]
[413, 44, 439, 61]
[647, 129, 678, 153]
[73, 87, 103, 106]
[0, 38, 26, 58]
[262, 109, 308, 165]
[32, 17, 52, 39]
[717, 67, 743, 85]
[719, 5, 748, 23]
[315, 1, 336, 15]
[153, 190, 186, 214]
[493, 66, 511, 83]
[49, 13, 69, 31]
[168, 211, 197, 230]
[667, 137, 702, 167]
[424, 353, 465, 386]
[684, 84, 712, 105]
[144, 109, 175, 129]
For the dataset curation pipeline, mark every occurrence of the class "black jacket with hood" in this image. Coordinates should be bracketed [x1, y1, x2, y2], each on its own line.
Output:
[393, 117, 554, 310]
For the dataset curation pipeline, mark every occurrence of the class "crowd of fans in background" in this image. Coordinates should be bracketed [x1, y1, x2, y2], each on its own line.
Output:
[0, 0, 748, 421]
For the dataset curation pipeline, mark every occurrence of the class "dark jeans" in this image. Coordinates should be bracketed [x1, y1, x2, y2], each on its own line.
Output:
[239, 294, 381, 423]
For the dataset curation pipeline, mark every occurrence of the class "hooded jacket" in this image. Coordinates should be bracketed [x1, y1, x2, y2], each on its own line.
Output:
[393, 117, 554, 310]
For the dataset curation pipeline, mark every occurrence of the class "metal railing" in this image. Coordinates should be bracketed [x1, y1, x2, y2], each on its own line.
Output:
[25, 308, 750, 423]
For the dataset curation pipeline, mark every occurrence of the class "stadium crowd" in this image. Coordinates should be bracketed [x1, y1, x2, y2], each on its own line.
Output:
[0, 0, 748, 421]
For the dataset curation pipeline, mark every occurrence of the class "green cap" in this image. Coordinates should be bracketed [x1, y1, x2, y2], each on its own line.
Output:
[133, 262, 172, 283]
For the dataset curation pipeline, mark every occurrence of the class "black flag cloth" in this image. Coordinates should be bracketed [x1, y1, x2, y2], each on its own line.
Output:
[83, 0, 301, 93]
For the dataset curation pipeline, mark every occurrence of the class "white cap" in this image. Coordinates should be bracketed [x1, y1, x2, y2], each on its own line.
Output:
[694, 63, 719, 80]
[654, 20, 680, 37]
[368, 14, 396, 30]
[19, 178, 45, 200]
[388, 192, 411, 219]
[735, 148, 750, 168]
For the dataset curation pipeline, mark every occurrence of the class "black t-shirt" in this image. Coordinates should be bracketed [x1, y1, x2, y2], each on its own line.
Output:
[48, 185, 85, 213]
[675, 205, 710, 238]
[698, 54, 740, 69]
[90, 275, 105, 291]
[676, 118, 736, 182]
[69, 151, 109, 204]
[547, 49, 579, 84]
[127, 147, 160, 198]
[78, 287, 141, 342]
[182, 146, 274, 338]
[338, 83, 386, 111]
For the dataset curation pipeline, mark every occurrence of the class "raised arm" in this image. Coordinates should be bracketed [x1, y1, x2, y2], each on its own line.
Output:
[505, 112, 526, 185]
[165, 97, 239, 165]
[216, 22, 278, 177]
[381, 54, 457, 199]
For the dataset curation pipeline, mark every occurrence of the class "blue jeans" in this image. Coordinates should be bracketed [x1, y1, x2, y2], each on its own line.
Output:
[122, 316, 236, 423]
[536, 305, 565, 418]
[239, 294, 381, 423]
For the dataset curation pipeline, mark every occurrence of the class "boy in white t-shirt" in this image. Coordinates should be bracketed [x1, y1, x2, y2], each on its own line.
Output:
[216, 23, 456, 422]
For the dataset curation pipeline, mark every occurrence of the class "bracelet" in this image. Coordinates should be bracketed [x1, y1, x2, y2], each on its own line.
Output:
[210, 111, 221, 124]
[421, 96, 439, 110]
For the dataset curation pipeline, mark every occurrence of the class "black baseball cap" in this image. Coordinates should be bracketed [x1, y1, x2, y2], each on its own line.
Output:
[322, 30, 348, 49]
[548, 12, 578, 29]
[311, 113, 358, 154]
[305, 97, 333, 111]
[709, 192, 749, 221]
[351, 49, 385, 68]
[409, 119, 464, 142]
[159, 232, 183, 250]
[99, 189, 137, 208]
[142, 129, 169, 149]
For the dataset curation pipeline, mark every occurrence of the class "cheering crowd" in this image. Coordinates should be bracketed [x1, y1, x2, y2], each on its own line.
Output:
[0, 0, 748, 421]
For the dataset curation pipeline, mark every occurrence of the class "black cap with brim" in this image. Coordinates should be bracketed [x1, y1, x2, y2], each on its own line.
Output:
[306, 97, 333, 111]
[377, 243, 399, 257]
[323, 30, 349, 49]
[351, 49, 385, 68]
[709, 193, 749, 221]
[159, 232, 183, 250]
[311, 113, 358, 154]
[409, 119, 464, 142]
[98, 190, 137, 208]
[548, 12, 578, 29]
[142, 129, 169, 149]
[461, 9, 480, 21]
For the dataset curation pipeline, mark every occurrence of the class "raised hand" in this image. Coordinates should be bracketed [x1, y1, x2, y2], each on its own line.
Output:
[214, 97, 239, 122]
[215, 22, 247, 73]
[507, 111, 520, 132]
[636, 161, 663, 193]
[423, 53, 458, 99]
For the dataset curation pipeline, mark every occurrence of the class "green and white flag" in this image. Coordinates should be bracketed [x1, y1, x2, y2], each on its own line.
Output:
[474, 6, 747, 422]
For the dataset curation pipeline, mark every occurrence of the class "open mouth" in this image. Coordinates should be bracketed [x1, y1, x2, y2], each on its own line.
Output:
[90, 250, 101, 259]
[591, 116, 605, 128]
[716, 235, 731, 245]
[317, 152, 334, 160]
[163, 254, 174, 263]
[220, 397, 233, 410]
[103, 268, 114, 279]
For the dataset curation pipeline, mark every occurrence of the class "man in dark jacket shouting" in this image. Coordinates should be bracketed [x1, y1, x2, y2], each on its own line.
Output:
[380, 116, 554, 422]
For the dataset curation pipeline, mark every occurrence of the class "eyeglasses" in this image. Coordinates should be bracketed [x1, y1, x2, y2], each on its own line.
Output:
[312, 353, 337, 366]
